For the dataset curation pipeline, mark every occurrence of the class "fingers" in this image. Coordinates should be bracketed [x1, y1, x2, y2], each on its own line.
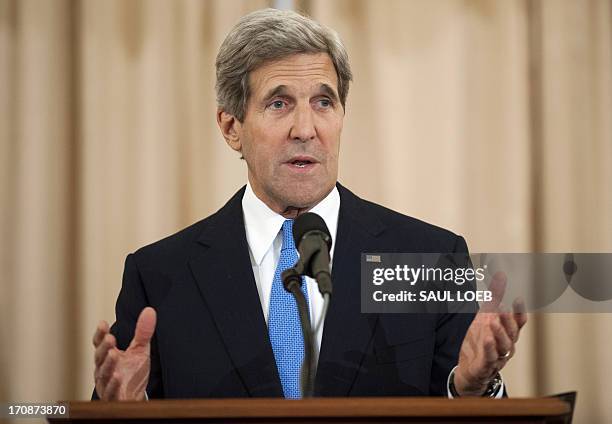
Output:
[94, 333, 117, 367]
[473, 313, 515, 364]
[513, 297, 528, 329]
[103, 372, 122, 401]
[482, 335, 498, 364]
[499, 310, 519, 343]
[93, 321, 110, 348]
[491, 319, 513, 357]
[92, 309, 155, 401]
[460, 294, 528, 392]
[130, 307, 157, 349]
[97, 349, 118, 386]
[482, 272, 507, 312]
[95, 348, 120, 400]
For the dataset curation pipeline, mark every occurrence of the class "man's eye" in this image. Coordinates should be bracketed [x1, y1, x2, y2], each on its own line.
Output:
[270, 100, 285, 109]
[318, 98, 332, 108]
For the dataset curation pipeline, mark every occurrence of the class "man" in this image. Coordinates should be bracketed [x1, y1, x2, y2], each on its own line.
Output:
[92, 8, 526, 401]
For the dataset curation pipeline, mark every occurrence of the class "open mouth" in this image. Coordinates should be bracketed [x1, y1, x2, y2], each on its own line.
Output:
[291, 160, 313, 168]
[287, 156, 317, 169]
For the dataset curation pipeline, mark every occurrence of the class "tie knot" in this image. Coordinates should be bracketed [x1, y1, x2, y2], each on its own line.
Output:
[281, 219, 296, 251]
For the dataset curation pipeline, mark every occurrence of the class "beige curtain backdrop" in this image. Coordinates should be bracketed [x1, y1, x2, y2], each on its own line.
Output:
[1, 0, 611, 422]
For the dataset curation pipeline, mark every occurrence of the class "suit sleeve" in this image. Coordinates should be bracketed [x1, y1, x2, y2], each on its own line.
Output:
[428, 235, 476, 396]
[91, 253, 164, 399]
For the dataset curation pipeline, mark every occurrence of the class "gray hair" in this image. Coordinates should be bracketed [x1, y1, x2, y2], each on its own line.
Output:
[215, 8, 353, 122]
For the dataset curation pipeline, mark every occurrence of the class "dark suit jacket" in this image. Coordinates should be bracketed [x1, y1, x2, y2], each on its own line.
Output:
[94, 183, 474, 399]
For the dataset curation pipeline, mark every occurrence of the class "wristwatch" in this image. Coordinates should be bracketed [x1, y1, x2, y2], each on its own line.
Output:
[449, 367, 503, 397]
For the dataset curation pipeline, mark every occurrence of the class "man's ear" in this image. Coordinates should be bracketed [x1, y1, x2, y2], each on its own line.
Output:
[217, 109, 242, 153]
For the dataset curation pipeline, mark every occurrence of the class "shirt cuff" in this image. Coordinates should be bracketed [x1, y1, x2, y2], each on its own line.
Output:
[446, 365, 504, 398]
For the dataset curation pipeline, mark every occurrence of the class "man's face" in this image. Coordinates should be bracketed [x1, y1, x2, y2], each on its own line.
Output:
[220, 53, 344, 216]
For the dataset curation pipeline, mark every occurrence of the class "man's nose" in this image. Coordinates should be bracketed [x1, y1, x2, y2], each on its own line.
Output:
[289, 104, 316, 142]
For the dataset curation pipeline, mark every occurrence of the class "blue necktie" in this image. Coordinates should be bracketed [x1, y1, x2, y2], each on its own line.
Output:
[268, 219, 309, 399]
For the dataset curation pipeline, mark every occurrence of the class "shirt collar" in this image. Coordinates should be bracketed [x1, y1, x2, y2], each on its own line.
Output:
[242, 182, 340, 265]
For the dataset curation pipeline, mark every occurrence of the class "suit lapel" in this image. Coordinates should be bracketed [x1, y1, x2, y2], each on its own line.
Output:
[188, 187, 283, 397]
[315, 184, 385, 396]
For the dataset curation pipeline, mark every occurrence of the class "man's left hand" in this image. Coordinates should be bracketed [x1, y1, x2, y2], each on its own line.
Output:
[454, 272, 528, 396]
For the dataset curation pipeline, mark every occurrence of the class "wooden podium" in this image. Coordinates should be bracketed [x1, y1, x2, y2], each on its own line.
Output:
[48, 397, 571, 423]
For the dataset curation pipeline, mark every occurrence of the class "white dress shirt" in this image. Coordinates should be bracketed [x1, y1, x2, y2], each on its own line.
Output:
[242, 182, 339, 354]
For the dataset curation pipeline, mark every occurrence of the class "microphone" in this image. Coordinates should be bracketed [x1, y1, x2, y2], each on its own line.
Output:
[291, 212, 333, 296]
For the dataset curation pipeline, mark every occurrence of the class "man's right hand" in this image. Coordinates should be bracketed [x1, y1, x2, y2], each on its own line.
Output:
[93, 307, 156, 400]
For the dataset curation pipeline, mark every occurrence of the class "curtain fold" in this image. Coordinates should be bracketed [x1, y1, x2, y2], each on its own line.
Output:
[1, 0, 74, 401]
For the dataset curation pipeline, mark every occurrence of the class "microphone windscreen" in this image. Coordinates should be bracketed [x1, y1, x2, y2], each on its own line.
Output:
[293, 212, 332, 251]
